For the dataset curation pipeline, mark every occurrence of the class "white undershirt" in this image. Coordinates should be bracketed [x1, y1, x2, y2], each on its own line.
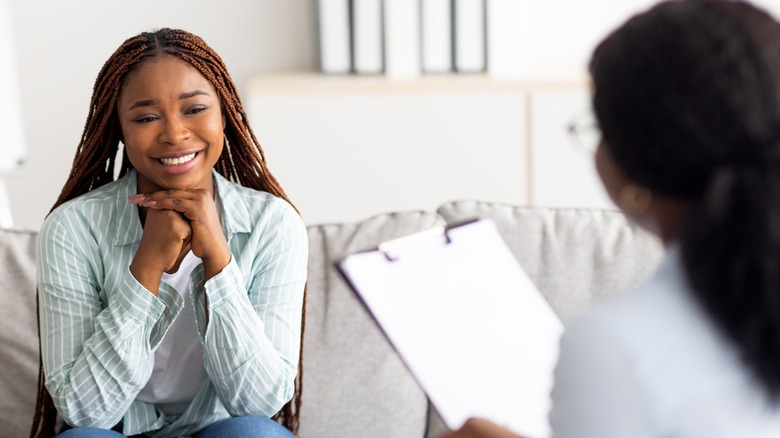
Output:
[136, 250, 209, 415]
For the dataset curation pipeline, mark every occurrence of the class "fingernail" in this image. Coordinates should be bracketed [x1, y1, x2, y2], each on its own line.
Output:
[128, 194, 145, 202]
[141, 201, 157, 207]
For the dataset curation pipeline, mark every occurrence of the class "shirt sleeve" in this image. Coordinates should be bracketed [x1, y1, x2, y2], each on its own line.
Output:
[37, 210, 182, 428]
[190, 199, 308, 417]
[549, 316, 655, 438]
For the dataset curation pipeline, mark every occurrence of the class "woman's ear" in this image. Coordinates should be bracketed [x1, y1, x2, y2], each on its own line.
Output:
[618, 183, 653, 217]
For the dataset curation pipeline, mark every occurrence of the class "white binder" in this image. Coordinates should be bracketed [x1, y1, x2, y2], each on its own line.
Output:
[352, 0, 384, 74]
[454, 0, 486, 73]
[421, 0, 453, 74]
[336, 219, 564, 438]
[317, 0, 352, 74]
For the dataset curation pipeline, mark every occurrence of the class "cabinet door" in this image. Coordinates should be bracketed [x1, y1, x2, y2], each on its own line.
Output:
[530, 89, 614, 209]
[248, 85, 528, 225]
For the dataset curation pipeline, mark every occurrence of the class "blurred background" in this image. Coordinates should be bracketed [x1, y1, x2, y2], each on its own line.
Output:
[4, 0, 780, 229]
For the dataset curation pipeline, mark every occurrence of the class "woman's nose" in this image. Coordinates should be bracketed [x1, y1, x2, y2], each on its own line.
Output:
[158, 117, 190, 145]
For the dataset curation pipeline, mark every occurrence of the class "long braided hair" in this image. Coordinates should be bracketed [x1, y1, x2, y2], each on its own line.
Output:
[30, 28, 306, 437]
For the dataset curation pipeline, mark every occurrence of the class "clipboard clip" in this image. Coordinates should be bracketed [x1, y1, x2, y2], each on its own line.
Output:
[378, 226, 452, 262]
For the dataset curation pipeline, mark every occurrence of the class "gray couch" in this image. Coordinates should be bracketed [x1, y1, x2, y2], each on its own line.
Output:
[0, 200, 664, 438]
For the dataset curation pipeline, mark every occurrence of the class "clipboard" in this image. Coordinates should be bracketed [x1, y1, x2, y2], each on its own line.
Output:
[335, 219, 563, 438]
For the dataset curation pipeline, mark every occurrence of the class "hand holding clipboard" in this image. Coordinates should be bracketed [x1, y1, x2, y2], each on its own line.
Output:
[336, 219, 563, 438]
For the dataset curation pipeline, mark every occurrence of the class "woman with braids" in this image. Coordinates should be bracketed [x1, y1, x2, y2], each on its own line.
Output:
[30, 28, 307, 438]
[444, 0, 780, 437]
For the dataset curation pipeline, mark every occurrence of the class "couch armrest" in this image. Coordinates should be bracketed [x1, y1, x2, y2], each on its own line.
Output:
[0, 228, 39, 437]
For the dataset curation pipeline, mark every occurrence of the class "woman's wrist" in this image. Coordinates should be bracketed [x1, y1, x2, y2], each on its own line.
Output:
[129, 261, 164, 296]
[202, 250, 231, 281]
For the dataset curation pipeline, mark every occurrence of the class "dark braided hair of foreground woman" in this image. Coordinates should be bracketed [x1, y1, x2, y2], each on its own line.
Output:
[30, 28, 306, 438]
[591, 0, 780, 400]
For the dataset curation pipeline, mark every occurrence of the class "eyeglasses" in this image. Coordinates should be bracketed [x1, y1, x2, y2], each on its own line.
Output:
[566, 114, 602, 154]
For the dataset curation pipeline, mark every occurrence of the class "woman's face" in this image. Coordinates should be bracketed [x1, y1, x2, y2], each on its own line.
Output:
[117, 55, 225, 194]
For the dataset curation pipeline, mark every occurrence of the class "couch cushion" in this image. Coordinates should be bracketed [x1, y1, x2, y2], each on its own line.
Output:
[0, 228, 39, 438]
[436, 201, 664, 323]
[300, 211, 445, 438]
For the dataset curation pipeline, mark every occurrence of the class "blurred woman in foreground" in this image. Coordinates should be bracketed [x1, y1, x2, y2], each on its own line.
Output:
[446, 0, 780, 436]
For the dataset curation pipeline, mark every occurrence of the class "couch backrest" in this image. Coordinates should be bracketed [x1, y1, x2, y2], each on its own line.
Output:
[436, 201, 664, 323]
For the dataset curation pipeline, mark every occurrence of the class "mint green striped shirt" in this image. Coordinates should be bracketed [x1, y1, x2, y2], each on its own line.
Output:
[37, 170, 308, 437]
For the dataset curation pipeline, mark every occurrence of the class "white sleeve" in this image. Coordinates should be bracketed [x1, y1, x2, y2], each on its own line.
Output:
[549, 317, 656, 438]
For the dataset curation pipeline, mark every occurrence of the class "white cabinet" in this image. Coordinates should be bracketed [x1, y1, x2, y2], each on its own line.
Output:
[246, 74, 612, 225]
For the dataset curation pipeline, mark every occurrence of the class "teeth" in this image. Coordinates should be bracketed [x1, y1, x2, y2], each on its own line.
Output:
[159, 152, 196, 166]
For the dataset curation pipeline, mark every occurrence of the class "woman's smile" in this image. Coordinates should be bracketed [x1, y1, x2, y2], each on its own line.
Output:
[156, 151, 199, 166]
[152, 150, 204, 174]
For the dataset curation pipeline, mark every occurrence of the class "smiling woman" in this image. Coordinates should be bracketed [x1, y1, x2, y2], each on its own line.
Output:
[31, 28, 308, 438]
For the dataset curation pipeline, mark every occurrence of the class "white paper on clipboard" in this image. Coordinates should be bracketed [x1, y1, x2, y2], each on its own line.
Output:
[336, 219, 564, 438]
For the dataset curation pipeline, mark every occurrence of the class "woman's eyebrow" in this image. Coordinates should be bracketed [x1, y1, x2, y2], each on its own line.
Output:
[179, 89, 210, 100]
[127, 90, 210, 110]
[129, 99, 157, 110]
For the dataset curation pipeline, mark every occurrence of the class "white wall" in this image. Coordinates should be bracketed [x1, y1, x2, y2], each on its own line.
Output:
[247, 76, 532, 225]
[5, 0, 316, 229]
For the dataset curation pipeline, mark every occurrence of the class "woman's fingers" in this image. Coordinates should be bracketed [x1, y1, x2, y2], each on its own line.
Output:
[130, 188, 230, 276]
[129, 189, 211, 221]
[129, 189, 207, 204]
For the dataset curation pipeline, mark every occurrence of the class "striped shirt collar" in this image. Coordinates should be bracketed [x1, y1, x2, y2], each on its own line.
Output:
[112, 169, 252, 246]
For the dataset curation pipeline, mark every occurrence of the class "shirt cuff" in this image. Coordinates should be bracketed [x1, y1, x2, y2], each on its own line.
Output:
[117, 266, 184, 349]
[190, 256, 241, 339]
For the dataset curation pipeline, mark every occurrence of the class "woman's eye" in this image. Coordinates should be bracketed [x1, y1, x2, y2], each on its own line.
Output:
[134, 116, 158, 123]
[187, 106, 207, 115]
